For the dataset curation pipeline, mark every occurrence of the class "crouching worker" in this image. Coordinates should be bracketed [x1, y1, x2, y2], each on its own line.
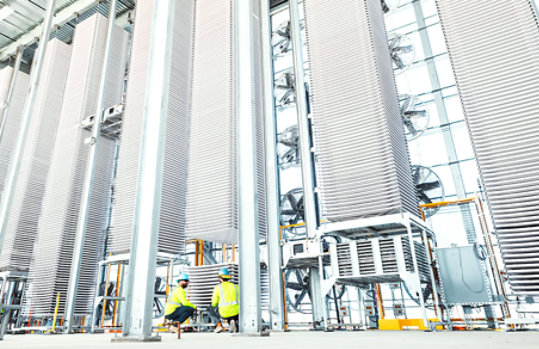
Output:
[164, 273, 196, 334]
[211, 267, 239, 333]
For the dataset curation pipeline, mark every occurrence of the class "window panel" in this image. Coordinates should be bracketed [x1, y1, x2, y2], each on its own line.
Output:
[444, 95, 465, 123]
[434, 55, 456, 88]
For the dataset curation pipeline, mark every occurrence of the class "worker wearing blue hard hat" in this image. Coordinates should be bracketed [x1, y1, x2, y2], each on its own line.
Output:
[210, 267, 239, 333]
[164, 272, 197, 334]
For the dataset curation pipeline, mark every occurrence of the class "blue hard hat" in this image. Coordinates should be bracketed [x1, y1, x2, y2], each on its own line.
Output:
[177, 273, 189, 282]
[218, 267, 231, 278]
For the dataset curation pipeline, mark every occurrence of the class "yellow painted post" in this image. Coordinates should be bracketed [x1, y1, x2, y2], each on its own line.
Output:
[46, 293, 61, 333]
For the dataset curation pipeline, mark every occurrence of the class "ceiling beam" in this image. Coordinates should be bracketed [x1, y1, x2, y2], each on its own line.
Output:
[0, 0, 99, 61]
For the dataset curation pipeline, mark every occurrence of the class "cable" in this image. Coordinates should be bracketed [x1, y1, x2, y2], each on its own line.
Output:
[458, 247, 484, 294]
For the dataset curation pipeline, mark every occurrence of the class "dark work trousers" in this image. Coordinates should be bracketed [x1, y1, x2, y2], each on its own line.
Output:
[165, 306, 195, 326]
[207, 306, 239, 324]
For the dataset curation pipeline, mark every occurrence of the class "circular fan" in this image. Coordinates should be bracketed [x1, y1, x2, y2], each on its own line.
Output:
[389, 33, 415, 73]
[272, 20, 292, 56]
[274, 71, 296, 109]
[412, 165, 445, 217]
[277, 125, 301, 168]
[381, 0, 401, 13]
[285, 268, 311, 313]
[400, 94, 430, 141]
[153, 276, 167, 319]
[280, 188, 307, 238]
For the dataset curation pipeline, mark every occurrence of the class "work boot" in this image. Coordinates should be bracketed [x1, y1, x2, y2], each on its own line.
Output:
[229, 319, 237, 333]
[169, 326, 179, 334]
[214, 322, 223, 333]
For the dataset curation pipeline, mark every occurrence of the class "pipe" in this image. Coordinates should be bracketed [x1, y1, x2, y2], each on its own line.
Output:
[63, 0, 119, 333]
[112, 264, 122, 327]
[0, 0, 57, 262]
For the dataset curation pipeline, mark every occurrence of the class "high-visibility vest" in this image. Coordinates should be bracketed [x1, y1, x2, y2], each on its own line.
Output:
[165, 286, 196, 316]
[211, 281, 239, 318]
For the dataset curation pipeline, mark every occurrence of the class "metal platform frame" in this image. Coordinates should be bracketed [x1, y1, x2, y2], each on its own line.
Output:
[89, 252, 184, 334]
[0, 270, 28, 340]
[318, 212, 443, 331]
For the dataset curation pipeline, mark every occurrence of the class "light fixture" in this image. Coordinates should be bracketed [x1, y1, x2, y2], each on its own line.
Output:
[0, 6, 14, 21]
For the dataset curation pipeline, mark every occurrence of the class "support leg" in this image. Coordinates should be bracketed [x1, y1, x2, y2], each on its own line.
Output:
[406, 223, 430, 330]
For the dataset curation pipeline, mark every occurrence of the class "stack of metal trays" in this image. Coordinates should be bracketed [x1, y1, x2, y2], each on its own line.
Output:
[184, 263, 269, 310]
[303, 0, 419, 222]
[0, 67, 29, 204]
[0, 39, 71, 272]
[184, 264, 239, 310]
[354, 241, 374, 275]
[379, 238, 399, 274]
[107, 0, 194, 256]
[25, 14, 128, 316]
[336, 243, 353, 277]
[184, 0, 267, 243]
[436, 0, 539, 294]
[400, 237, 430, 283]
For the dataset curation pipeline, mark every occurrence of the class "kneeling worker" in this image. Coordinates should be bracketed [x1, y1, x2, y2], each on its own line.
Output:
[165, 273, 196, 333]
[211, 267, 239, 333]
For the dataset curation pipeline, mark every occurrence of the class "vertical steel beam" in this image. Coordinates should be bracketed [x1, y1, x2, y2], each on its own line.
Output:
[289, 0, 317, 238]
[406, 223, 430, 330]
[260, 0, 285, 332]
[236, 0, 262, 335]
[115, 0, 175, 341]
[289, 0, 325, 327]
[0, 281, 14, 340]
[63, 0, 119, 333]
[0, 47, 23, 144]
[0, 0, 56, 256]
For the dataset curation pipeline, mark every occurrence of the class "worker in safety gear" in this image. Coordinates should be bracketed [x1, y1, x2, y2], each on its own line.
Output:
[210, 267, 239, 333]
[165, 273, 196, 333]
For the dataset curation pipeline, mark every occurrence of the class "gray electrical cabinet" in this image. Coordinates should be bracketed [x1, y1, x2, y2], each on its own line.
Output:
[437, 246, 492, 305]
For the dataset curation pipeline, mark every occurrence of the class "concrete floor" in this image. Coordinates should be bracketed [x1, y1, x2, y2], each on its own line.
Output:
[2, 330, 539, 349]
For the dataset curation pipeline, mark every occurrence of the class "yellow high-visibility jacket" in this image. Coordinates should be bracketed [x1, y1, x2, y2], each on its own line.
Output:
[165, 286, 196, 316]
[211, 281, 239, 318]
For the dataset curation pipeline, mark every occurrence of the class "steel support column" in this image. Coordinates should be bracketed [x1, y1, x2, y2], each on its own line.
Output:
[289, 0, 317, 238]
[0, 47, 23, 144]
[406, 223, 430, 330]
[0, 0, 56, 255]
[236, 0, 262, 335]
[114, 0, 175, 341]
[63, 0, 119, 333]
[260, 0, 285, 332]
[289, 0, 325, 328]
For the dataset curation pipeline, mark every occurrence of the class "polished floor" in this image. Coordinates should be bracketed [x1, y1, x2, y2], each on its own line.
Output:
[2, 330, 539, 349]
